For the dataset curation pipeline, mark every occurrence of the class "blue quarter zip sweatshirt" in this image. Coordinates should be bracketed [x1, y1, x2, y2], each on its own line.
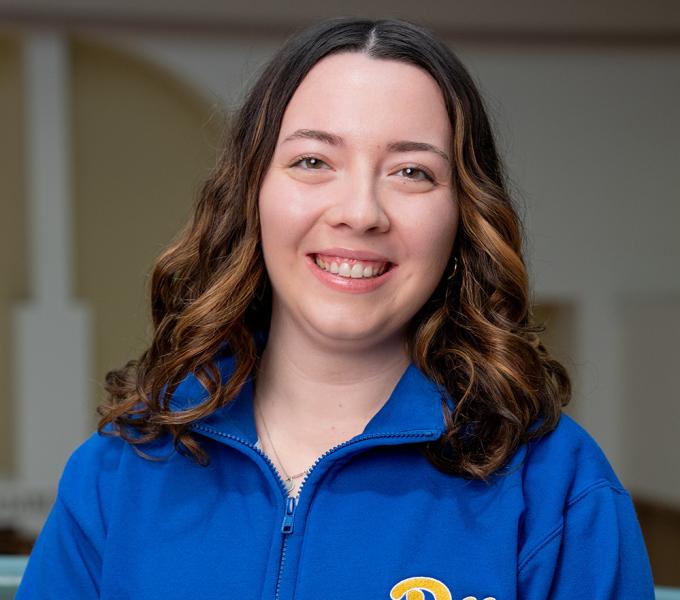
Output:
[17, 343, 655, 599]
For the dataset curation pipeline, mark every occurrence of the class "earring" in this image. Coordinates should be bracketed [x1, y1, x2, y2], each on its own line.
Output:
[446, 257, 459, 281]
[444, 257, 459, 306]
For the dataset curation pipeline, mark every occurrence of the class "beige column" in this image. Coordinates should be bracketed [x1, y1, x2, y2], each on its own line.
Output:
[6, 30, 91, 536]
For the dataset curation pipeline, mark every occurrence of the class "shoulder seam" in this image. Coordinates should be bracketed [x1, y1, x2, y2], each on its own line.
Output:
[517, 479, 629, 573]
[566, 479, 628, 508]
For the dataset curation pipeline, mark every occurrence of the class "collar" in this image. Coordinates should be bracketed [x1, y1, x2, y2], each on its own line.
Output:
[168, 332, 452, 444]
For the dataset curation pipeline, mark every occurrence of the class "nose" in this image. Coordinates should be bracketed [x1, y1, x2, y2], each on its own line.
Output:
[324, 168, 390, 233]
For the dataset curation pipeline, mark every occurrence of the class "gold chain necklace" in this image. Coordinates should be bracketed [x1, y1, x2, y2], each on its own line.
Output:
[254, 400, 311, 495]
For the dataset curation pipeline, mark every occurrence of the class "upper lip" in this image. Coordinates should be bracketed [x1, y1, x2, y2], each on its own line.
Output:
[311, 247, 394, 263]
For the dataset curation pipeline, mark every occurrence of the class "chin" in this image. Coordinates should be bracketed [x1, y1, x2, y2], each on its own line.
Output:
[303, 313, 400, 346]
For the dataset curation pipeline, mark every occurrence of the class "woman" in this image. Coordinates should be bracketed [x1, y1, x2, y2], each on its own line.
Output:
[18, 17, 654, 599]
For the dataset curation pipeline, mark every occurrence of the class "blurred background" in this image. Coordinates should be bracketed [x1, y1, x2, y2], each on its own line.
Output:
[0, 0, 678, 585]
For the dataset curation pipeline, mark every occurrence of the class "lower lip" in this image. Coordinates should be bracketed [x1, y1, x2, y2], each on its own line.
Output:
[305, 255, 397, 294]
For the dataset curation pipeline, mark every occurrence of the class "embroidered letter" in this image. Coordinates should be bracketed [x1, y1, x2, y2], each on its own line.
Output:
[390, 576, 452, 600]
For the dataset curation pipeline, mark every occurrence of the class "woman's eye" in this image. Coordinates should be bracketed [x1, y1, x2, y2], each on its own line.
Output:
[398, 166, 435, 183]
[292, 156, 329, 170]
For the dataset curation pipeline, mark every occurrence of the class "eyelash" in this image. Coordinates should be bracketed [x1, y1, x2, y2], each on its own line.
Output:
[291, 155, 435, 183]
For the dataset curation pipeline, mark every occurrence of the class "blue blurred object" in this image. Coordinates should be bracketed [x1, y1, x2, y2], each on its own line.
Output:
[657, 587, 680, 600]
[0, 556, 28, 600]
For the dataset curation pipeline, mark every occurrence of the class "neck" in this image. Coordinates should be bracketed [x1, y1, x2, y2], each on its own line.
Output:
[253, 316, 411, 455]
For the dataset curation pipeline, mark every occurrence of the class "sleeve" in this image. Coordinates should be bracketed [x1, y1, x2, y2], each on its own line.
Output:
[15, 432, 118, 599]
[517, 481, 655, 599]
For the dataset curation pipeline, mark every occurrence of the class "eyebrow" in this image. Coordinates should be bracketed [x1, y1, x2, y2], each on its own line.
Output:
[281, 128, 450, 163]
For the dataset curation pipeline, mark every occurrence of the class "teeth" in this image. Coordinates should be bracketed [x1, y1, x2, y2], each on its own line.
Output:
[314, 255, 388, 279]
[350, 263, 365, 278]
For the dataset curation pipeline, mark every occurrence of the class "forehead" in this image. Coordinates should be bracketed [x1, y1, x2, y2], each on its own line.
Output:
[278, 52, 451, 146]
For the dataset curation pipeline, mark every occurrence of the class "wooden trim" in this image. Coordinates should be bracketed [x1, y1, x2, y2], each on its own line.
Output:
[633, 495, 680, 587]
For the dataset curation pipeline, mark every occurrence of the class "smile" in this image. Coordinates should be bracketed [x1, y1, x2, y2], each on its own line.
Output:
[313, 254, 390, 279]
[306, 254, 396, 294]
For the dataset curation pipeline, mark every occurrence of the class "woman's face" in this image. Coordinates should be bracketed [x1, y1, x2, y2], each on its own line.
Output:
[258, 52, 458, 348]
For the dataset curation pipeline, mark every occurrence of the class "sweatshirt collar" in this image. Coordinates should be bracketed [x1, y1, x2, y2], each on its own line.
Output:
[169, 331, 451, 444]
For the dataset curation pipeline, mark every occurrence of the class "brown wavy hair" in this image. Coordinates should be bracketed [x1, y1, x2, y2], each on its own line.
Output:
[97, 17, 571, 480]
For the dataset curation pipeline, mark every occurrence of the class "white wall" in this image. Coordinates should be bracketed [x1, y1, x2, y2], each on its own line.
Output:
[460, 44, 680, 496]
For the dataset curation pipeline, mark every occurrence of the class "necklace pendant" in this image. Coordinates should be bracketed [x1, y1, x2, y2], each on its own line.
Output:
[284, 478, 295, 493]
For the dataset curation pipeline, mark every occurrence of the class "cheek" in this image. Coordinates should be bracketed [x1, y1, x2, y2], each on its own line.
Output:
[258, 171, 316, 262]
[404, 201, 458, 266]
[258, 174, 288, 268]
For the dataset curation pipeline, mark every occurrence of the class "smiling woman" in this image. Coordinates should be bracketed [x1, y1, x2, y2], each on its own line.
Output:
[16, 17, 655, 600]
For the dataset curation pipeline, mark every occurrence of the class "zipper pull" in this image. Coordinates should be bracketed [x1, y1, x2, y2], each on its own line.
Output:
[281, 496, 296, 534]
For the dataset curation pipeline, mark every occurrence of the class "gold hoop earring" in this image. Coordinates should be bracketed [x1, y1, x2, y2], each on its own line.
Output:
[446, 257, 459, 281]
[444, 257, 458, 307]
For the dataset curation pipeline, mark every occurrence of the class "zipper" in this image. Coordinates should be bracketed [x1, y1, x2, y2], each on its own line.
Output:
[191, 424, 439, 600]
[273, 429, 438, 600]
[190, 424, 292, 498]
[293, 430, 437, 497]
[281, 496, 296, 534]
[274, 496, 297, 600]
[189, 424, 299, 600]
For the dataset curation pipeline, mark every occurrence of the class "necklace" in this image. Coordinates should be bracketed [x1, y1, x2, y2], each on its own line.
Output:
[255, 401, 311, 495]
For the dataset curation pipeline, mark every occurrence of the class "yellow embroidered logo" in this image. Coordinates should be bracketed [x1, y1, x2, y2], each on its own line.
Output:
[390, 577, 452, 600]
[390, 576, 496, 600]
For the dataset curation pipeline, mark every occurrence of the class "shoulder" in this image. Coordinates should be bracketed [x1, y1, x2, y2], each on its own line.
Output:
[61, 428, 125, 480]
[57, 425, 176, 508]
[508, 414, 655, 594]
[507, 413, 634, 565]
[518, 412, 625, 499]
[56, 429, 125, 511]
